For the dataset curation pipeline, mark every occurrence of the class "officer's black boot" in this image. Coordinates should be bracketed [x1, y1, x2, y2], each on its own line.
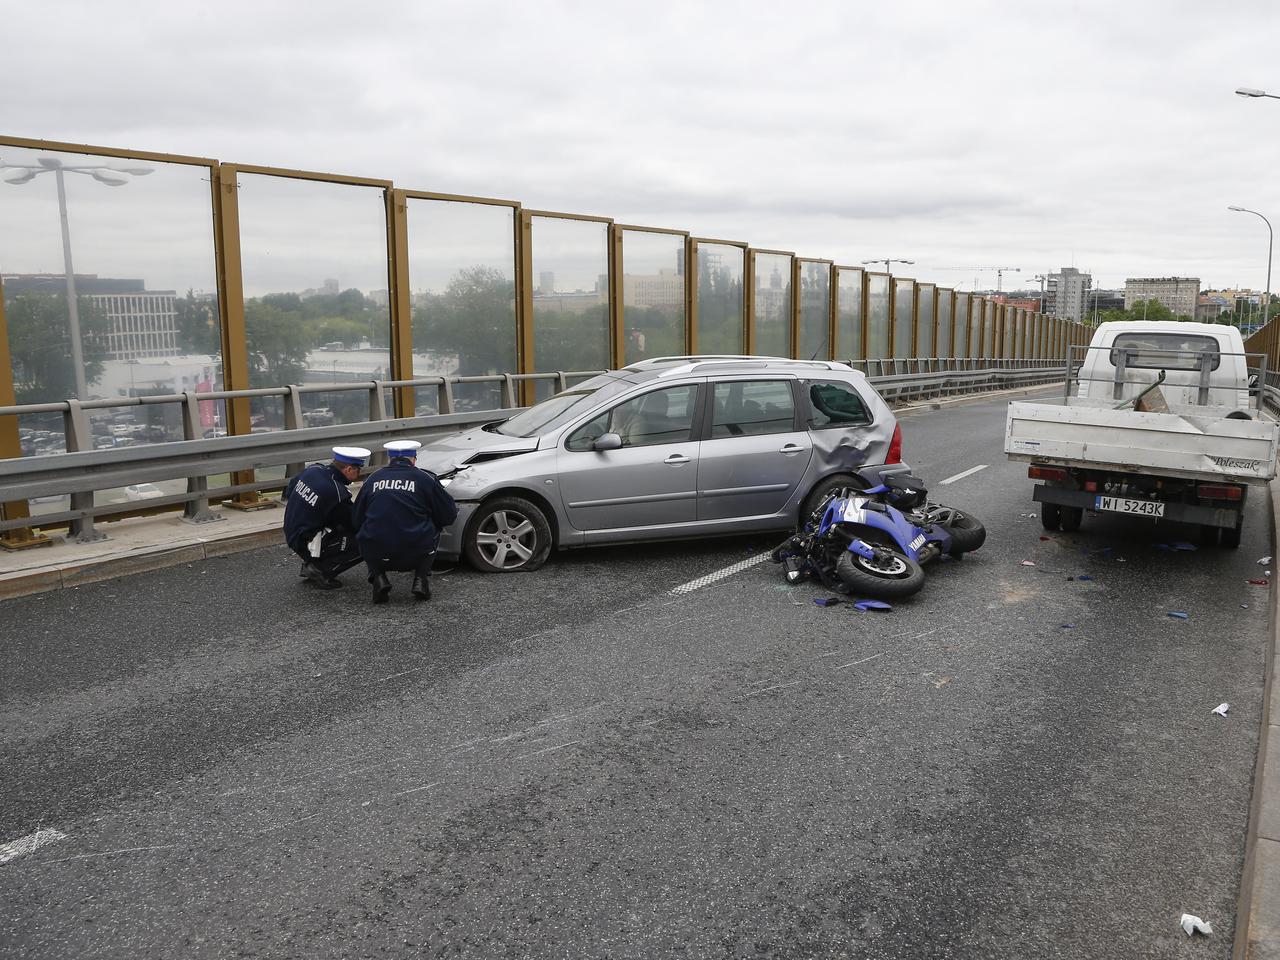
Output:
[411, 555, 434, 600]
[411, 573, 431, 601]
[302, 562, 340, 590]
[371, 572, 392, 604]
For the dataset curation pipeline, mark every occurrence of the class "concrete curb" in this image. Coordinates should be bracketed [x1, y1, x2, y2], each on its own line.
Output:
[0, 528, 280, 601]
[1239, 479, 1280, 958]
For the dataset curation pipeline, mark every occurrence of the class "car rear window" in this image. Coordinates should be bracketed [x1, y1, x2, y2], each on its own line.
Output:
[1108, 333, 1221, 371]
[803, 380, 871, 428]
[710, 380, 795, 438]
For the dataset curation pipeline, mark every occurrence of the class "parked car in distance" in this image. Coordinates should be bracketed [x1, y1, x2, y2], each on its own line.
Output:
[124, 483, 164, 501]
[416, 356, 907, 572]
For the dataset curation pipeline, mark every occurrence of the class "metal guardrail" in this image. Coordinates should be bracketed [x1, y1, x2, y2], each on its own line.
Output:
[0, 360, 1063, 541]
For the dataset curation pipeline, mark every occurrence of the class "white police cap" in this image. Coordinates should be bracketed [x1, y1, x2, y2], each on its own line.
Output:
[383, 440, 422, 456]
[332, 446, 371, 465]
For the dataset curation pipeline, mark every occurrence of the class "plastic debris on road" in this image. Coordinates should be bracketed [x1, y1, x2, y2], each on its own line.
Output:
[1061, 623, 1078, 630]
[1259, 556, 1273, 565]
[1249, 578, 1271, 586]
[1077, 574, 1094, 582]
[1212, 703, 1230, 717]
[853, 600, 893, 612]
[814, 597, 842, 607]
[1172, 541, 1198, 551]
[1039, 535, 1052, 541]
[1179, 914, 1213, 937]
[1168, 611, 1191, 620]
[1156, 543, 1172, 551]
[1020, 560, 1036, 566]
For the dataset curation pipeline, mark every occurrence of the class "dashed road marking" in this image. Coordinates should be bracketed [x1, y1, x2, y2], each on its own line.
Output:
[836, 652, 885, 670]
[939, 464, 989, 485]
[670, 552, 773, 595]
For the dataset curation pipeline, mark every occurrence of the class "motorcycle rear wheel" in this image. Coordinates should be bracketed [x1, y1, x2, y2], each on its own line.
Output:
[836, 547, 925, 599]
[944, 510, 987, 555]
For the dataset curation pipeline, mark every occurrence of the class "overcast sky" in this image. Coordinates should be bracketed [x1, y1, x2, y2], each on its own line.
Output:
[3, 0, 1279, 294]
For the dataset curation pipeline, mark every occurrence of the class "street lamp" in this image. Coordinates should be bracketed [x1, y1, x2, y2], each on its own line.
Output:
[861, 258, 914, 275]
[0, 155, 153, 399]
[1236, 87, 1280, 100]
[1228, 205, 1273, 331]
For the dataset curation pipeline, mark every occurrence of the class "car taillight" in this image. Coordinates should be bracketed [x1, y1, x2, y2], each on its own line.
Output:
[1028, 465, 1068, 482]
[887, 424, 903, 464]
[1197, 483, 1243, 501]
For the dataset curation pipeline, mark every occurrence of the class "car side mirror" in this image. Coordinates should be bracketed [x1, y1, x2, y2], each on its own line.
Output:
[593, 432, 623, 452]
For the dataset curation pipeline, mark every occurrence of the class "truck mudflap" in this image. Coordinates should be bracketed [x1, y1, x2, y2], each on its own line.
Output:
[1031, 484, 1244, 530]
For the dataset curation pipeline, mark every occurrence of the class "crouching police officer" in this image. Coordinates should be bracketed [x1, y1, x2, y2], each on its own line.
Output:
[282, 445, 370, 589]
[354, 439, 458, 604]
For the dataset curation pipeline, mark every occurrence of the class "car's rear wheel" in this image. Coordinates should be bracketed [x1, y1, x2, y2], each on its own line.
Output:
[463, 496, 552, 573]
[800, 475, 857, 529]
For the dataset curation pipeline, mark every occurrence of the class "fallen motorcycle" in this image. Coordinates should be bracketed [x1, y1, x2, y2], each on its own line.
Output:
[770, 471, 985, 599]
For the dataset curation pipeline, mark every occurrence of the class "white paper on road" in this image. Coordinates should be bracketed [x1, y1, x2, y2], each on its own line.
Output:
[1212, 703, 1230, 717]
[0, 828, 66, 864]
[1259, 556, 1272, 565]
[1179, 913, 1212, 936]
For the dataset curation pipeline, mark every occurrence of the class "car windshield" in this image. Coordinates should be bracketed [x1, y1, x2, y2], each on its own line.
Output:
[492, 379, 630, 437]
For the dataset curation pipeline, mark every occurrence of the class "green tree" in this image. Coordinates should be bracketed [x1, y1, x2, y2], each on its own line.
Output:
[174, 289, 220, 355]
[413, 265, 517, 375]
[244, 300, 311, 387]
[4, 291, 111, 403]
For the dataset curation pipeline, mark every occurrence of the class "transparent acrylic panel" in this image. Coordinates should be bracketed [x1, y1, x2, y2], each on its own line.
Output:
[695, 243, 744, 355]
[866, 275, 891, 360]
[937, 290, 954, 357]
[916, 285, 936, 358]
[892, 279, 916, 358]
[531, 216, 609, 400]
[752, 253, 792, 357]
[835, 267, 864, 361]
[237, 173, 391, 430]
[407, 198, 516, 414]
[622, 230, 686, 364]
[954, 293, 971, 358]
[797, 261, 831, 360]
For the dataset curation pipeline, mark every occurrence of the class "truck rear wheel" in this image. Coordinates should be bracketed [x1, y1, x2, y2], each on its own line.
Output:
[1221, 524, 1242, 549]
[1059, 506, 1083, 532]
[1040, 502, 1061, 531]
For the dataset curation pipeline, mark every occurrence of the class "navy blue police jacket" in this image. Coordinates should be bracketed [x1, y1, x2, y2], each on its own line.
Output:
[353, 459, 458, 560]
[282, 462, 355, 555]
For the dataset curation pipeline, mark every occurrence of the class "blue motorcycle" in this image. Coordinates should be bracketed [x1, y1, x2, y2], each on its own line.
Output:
[771, 471, 985, 599]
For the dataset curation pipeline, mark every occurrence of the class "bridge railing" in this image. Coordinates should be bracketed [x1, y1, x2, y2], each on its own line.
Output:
[0, 359, 1062, 545]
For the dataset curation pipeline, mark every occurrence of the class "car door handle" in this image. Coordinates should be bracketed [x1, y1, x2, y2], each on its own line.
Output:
[664, 454, 691, 465]
[779, 443, 805, 454]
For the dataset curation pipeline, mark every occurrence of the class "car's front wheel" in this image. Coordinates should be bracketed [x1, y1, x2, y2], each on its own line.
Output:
[463, 496, 553, 573]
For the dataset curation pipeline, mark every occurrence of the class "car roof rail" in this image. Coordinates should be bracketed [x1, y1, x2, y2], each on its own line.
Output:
[627, 355, 853, 378]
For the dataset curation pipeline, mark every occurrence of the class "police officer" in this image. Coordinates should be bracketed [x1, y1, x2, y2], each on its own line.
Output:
[354, 439, 458, 604]
[282, 445, 370, 589]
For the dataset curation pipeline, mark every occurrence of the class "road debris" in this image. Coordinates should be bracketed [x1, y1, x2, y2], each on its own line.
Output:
[853, 600, 893, 612]
[1061, 623, 1078, 630]
[1179, 913, 1212, 937]
[1168, 611, 1191, 620]
[1212, 703, 1230, 717]
[813, 597, 842, 607]
[1259, 556, 1273, 565]
[1020, 560, 1036, 566]
[1171, 541, 1198, 551]
[1249, 578, 1270, 586]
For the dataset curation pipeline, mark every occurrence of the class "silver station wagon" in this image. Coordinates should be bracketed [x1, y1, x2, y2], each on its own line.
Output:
[417, 356, 907, 572]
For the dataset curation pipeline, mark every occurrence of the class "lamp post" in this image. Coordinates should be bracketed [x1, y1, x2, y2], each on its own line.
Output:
[861, 258, 914, 275]
[0, 156, 153, 399]
[1228, 205, 1273, 331]
[1236, 87, 1280, 100]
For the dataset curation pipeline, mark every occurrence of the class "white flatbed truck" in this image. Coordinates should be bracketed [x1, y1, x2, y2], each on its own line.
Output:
[1004, 321, 1278, 547]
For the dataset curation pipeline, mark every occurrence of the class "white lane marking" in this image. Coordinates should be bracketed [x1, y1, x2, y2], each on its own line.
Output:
[0, 828, 66, 864]
[516, 740, 581, 760]
[836, 652, 885, 670]
[670, 552, 773, 595]
[393, 781, 441, 797]
[939, 464, 989, 485]
[741, 680, 802, 699]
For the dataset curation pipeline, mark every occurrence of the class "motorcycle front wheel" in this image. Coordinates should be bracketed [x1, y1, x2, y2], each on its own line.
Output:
[836, 547, 926, 599]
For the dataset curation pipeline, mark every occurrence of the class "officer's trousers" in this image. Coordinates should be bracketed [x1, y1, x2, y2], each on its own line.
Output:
[295, 529, 363, 578]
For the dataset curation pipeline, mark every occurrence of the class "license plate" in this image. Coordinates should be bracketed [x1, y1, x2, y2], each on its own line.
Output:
[1095, 495, 1164, 517]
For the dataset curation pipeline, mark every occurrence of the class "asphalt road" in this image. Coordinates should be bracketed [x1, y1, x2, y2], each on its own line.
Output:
[0, 390, 1271, 959]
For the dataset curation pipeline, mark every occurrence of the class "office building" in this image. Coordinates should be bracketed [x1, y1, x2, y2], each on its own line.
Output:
[1124, 277, 1200, 318]
[1047, 267, 1091, 322]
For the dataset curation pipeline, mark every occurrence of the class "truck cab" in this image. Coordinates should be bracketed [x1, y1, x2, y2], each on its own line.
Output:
[1075, 321, 1251, 412]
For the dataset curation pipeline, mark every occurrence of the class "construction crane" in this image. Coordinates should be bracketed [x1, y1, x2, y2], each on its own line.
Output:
[925, 265, 1022, 292]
